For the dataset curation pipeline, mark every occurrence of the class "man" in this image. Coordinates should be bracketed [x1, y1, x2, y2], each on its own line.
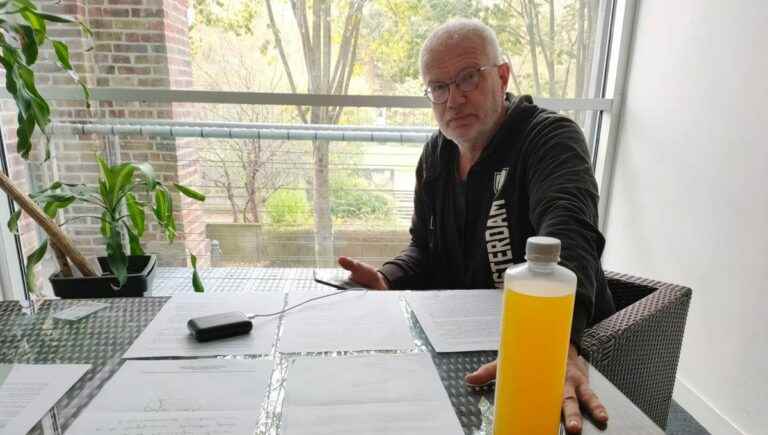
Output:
[339, 18, 615, 433]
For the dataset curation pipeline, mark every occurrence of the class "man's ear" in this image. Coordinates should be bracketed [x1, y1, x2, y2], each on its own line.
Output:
[497, 62, 511, 92]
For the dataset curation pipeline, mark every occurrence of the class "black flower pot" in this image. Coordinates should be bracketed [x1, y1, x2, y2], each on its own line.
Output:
[50, 254, 157, 299]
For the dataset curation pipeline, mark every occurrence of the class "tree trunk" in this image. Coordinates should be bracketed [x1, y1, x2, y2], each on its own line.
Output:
[575, 0, 586, 98]
[226, 183, 240, 223]
[312, 138, 333, 266]
[264, 0, 367, 267]
[0, 172, 97, 277]
[521, 0, 542, 95]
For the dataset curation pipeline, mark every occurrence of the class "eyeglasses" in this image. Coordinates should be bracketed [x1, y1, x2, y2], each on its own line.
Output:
[423, 65, 499, 104]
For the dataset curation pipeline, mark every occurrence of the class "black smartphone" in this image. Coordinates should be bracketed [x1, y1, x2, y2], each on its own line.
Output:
[187, 311, 253, 342]
[313, 269, 359, 290]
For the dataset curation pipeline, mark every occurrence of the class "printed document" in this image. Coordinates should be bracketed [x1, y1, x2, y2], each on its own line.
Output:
[66, 359, 273, 435]
[405, 290, 502, 352]
[124, 293, 284, 358]
[281, 354, 463, 435]
[278, 290, 413, 352]
[0, 364, 89, 435]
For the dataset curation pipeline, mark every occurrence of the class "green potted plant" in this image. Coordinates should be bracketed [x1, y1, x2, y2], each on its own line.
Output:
[0, 0, 205, 298]
[9, 156, 206, 297]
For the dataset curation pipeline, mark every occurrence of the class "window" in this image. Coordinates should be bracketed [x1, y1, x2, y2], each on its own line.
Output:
[0, 0, 631, 300]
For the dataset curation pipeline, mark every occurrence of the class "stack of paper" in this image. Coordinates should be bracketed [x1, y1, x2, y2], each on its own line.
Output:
[0, 364, 89, 435]
[124, 293, 285, 358]
[405, 290, 503, 352]
[279, 290, 414, 353]
[66, 359, 273, 435]
[281, 354, 464, 435]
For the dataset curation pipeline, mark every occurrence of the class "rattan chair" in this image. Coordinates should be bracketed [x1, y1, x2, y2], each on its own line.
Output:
[580, 271, 692, 429]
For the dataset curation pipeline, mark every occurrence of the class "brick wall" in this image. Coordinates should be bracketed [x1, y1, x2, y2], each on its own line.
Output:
[1, 0, 209, 296]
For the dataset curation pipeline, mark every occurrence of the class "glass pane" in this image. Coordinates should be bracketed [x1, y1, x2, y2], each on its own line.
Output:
[0, 0, 606, 299]
[189, 0, 602, 98]
[3, 101, 595, 288]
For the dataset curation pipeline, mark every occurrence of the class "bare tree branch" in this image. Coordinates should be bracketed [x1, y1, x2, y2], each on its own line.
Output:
[332, 11, 362, 123]
[509, 61, 523, 94]
[292, 0, 314, 91]
[322, 0, 331, 95]
[330, 1, 358, 89]
[520, 0, 542, 95]
[311, 0, 322, 94]
[529, 0, 557, 97]
[265, 0, 309, 124]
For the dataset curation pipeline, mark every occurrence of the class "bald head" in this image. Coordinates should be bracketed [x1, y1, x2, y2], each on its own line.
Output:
[419, 19, 503, 79]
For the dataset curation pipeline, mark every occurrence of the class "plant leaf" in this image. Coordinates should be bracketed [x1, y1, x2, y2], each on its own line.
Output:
[191, 254, 204, 293]
[7, 209, 21, 234]
[153, 186, 176, 242]
[153, 188, 167, 222]
[76, 20, 93, 38]
[15, 63, 50, 128]
[51, 39, 73, 70]
[153, 189, 176, 242]
[166, 208, 176, 241]
[98, 180, 110, 208]
[124, 224, 144, 256]
[42, 194, 75, 218]
[49, 39, 91, 109]
[111, 162, 135, 200]
[16, 24, 38, 64]
[20, 9, 46, 39]
[125, 192, 145, 236]
[24, 239, 48, 295]
[133, 162, 158, 190]
[29, 181, 62, 199]
[77, 78, 91, 109]
[106, 227, 128, 288]
[16, 111, 35, 159]
[97, 156, 113, 192]
[53, 195, 75, 214]
[100, 210, 111, 238]
[165, 191, 176, 241]
[36, 13, 76, 24]
[173, 183, 205, 201]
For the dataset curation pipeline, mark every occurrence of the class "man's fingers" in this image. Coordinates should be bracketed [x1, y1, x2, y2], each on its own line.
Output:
[562, 397, 583, 434]
[464, 360, 497, 386]
[576, 382, 609, 423]
[562, 382, 582, 433]
[337, 257, 387, 290]
[337, 256, 357, 271]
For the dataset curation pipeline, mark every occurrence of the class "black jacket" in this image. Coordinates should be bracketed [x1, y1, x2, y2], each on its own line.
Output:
[379, 94, 615, 345]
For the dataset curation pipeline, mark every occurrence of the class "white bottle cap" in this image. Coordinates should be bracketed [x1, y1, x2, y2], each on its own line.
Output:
[525, 236, 561, 262]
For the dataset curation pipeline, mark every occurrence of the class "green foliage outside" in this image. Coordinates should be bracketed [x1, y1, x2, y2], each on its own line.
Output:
[362, 0, 483, 85]
[265, 173, 394, 228]
[330, 175, 393, 221]
[192, 0, 600, 100]
[265, 188, 312, 226]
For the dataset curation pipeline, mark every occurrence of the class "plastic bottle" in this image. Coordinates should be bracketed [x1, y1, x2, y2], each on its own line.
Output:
[493, 236, 577, 435]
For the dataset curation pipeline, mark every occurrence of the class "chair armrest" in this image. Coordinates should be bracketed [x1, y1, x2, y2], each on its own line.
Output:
[580, 271, 692, 428]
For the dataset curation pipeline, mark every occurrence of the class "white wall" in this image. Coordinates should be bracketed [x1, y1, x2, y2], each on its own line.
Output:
[603, 1, 767, 434]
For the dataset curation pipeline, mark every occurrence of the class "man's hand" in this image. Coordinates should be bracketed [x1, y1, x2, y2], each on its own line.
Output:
[337, 256, 389, 290]
[464, 344, 609, 433]
[562, 344, 608, 432]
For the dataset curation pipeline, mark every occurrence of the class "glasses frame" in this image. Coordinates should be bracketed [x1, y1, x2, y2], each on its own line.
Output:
[423, 64, 501, 104]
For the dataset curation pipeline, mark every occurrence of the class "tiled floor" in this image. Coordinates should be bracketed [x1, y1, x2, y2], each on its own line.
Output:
[667, 400, 709, 434]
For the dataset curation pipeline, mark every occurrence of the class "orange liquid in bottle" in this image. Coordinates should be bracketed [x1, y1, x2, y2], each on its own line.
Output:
[493, 288, 575, 435]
